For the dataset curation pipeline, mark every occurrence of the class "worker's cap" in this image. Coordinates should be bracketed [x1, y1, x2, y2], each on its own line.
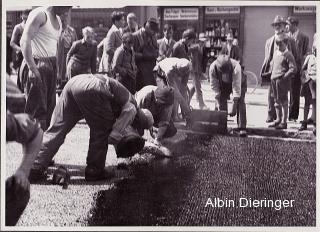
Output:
[154, 87, 174, 105]
[286, 16, 299, 25]
[136, 108, 154, 129]
[176, 58, 191, 72]
[271, 15, 287, 26]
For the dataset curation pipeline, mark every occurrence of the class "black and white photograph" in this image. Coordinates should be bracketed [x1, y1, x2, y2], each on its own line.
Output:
[1, 0, 319, 231]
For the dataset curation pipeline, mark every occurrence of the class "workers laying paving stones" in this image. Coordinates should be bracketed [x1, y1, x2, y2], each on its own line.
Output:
[153, 57, 194, 128]
[6, 76, 44, 226]
[29, 74, 154, 183]
[136, 73, 177, 146]
[209, 47, 247, 137]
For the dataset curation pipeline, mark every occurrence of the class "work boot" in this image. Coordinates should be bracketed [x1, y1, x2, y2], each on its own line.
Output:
[269, 105, 282, 128]
[29, 165, 48, 183]
[239, 129, 247, 137]
[298, 121, 308, 131]
[85, 166, 115, 182]
[266, 117, 274, 123]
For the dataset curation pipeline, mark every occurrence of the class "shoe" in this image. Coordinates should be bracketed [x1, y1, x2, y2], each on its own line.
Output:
[29, 167, 47, 183]
[85, 167, 115, 182]
[268, 121, 280, 128]
[275, 123, 287, 130]
[298, 122, 307, 131]
[288, 117, 297, 122]
[239, 130, 247, 137]
[306, 118, 314, 125]
[266, 118, 274, 123]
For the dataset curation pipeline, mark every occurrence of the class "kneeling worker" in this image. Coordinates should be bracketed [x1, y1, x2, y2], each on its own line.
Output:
[209, 48, 247, 136]
[136, 73, 177, 146]
[29, 74, 154, 182]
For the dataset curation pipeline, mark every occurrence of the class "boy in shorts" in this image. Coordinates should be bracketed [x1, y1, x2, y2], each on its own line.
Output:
[269, 33, 297, 129]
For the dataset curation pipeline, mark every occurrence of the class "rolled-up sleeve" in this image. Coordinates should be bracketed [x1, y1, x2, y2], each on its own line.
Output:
[209, 63, 221, 100]
[232, 61, 242, 98]
[6, 111, 41, 144]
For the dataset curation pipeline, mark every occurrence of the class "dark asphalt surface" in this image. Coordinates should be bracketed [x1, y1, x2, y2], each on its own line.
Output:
[86, 134, 316, 226]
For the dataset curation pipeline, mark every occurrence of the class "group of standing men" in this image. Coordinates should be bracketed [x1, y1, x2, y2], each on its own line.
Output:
[261, 15, 316, 132]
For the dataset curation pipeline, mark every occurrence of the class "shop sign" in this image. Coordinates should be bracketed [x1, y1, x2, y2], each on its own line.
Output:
[293, 6, 316, 14]
[164, 8, 199, 20]
[205, 6, 240, 14]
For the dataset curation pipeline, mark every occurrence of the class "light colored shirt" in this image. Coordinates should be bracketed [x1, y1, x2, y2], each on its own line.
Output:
[28, 7, 62, 58]
[209, 58, 242, 99]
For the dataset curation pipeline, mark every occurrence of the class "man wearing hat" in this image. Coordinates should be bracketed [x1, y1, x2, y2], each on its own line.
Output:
[153, 57, 193, 127]
[157, 24, 176, 62]
[286, 16, 309, 121]
[209, 48, 247, 136]
[136, 75, 177, 146]
[260, 15, 298, 123]
[29, 74, 154, 183]
[132, 18, 159, 91]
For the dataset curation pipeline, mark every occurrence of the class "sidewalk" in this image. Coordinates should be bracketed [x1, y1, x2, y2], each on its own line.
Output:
[188, 79, 315, 140]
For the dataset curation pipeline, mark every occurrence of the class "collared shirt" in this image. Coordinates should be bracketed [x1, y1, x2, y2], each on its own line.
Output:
[66, 39, 97, 73]
[112, 44, 137, 78]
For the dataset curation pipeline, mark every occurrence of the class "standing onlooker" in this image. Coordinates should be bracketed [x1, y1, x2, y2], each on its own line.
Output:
[10, 9, 30, 91]
[171, 28, 196, 60]
[157, 24, 176, 62]
[112, 32, 137, 94]
[299, 34, 316, 133]
[188, 35, 208, 110]
[122, 13, 140, 34]
[209, 48, 247, 136]
[225, 32, 242, 65]
[99, 11, 125, 74]
[260, 15, 298, 123]
[66, 26, 97, 79]
[56, 9, 77, 89]
[20, 6, 72, 130]
[132, 18, 159, 91]
[268, 33, 297, 129]
[286, 16, 309, 121]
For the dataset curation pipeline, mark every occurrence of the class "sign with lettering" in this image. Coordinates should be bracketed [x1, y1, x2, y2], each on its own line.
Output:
[293, 6, 316, 14]
[164, 8, 199, 20]
[205, 6, 240, 14]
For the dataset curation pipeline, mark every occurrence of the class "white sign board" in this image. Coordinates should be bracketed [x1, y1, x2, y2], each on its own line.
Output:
[205, 6, 240, 14]
[164, 8, 199, 20]
[293, 6, 316, 14]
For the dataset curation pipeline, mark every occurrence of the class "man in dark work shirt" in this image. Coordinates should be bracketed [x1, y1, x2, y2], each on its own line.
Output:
[171, 28, 196, 59]
[66, 26, 97, 79]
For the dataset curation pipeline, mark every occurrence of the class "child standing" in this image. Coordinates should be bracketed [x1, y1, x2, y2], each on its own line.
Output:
[112, 32, 137, 94]
[269, 33, 297, 129]
[299, 35, 317, 133]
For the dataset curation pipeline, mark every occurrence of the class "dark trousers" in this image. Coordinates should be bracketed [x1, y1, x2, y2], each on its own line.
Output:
[20, 58, 57, 130]
[34, 76, 114, 171]
[267, 84, 277, 120]
[289, 75, 301, 119]
[5, 176, 30, 226]
[219, 88, 247, 129]
[117, 74, 136, 95]
[66, 59, 91, 80]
